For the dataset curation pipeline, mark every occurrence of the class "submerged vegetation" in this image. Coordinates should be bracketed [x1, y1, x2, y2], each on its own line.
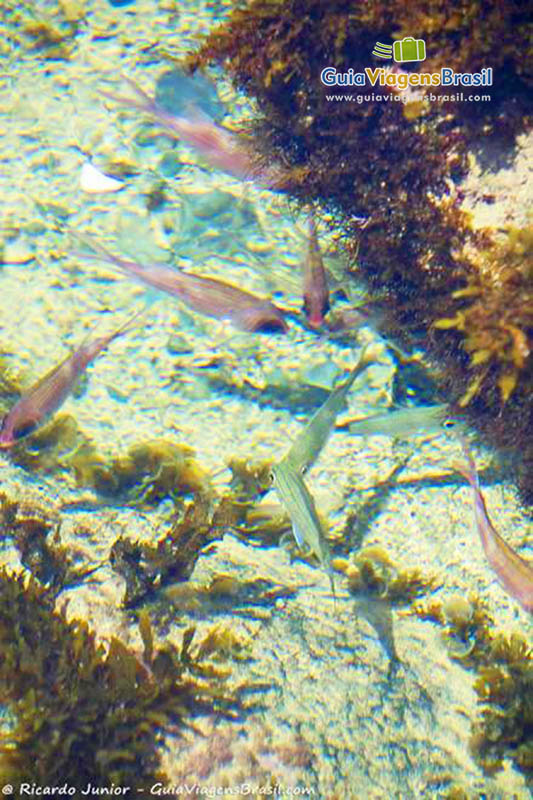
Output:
[335, 547, 439, 671]
[110, 493, 224, 608]
[0, 403, 211, 507]
[415, 595, 533, 783]
[0, 568, 238, 787]
[0, 491, 97, 594]
[0, 0, 531, 790]
[188, 0, 533, 504]
[336, 546, 439, 605]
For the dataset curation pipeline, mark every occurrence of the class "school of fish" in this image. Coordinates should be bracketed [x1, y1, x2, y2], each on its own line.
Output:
[0, 73, 531, 627]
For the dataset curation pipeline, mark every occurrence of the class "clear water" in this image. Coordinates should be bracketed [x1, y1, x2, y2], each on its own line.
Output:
[0, 1, 531, 798]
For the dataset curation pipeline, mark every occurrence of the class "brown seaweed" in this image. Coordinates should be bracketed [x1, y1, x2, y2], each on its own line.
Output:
[0, 568, 238, 787]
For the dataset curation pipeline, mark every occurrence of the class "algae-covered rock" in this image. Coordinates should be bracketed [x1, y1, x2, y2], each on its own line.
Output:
[188, 0, 533, 505]
[0, 569, 236, 787]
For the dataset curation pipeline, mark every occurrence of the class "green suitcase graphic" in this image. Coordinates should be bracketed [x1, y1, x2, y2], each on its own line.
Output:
[393, 37, 426, 63]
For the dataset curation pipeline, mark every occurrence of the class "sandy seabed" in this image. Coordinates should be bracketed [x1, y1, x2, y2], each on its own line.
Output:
[0, 1, 531, 797]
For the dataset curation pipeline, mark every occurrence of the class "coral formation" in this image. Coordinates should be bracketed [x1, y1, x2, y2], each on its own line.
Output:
[414, 595, 533, 782]
[0, 568, 237, 787]
[188, 0, 533, 505]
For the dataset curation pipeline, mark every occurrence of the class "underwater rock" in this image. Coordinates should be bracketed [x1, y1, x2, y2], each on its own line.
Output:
[191, 361, 331, 412]
[188, 0, 533, 506]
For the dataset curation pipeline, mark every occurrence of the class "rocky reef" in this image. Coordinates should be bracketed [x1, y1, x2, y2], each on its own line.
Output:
[187, 0, 533, 505]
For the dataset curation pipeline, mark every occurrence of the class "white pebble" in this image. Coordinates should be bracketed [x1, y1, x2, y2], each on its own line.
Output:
[79, 161, 125, 194]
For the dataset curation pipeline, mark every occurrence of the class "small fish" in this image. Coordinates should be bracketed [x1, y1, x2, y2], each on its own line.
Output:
[270, 459, 336, 596]
[270, 347, 374, 595]
[456, 443, 533, 613]
[302, 214, 329, 329]
[342, 403, 459, 438]
[284, 345, 375, 474]
[76, 237, 288, 334]
[101, 76, 283, 189]
[0, 312, 140, 449]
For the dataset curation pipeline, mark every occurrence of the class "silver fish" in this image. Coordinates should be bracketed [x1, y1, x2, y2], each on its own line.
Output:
[271, 346, 375, 595]
[344, 403, 459, 438]
[284, 345, 375, 474]
[270, 459, 335, 596]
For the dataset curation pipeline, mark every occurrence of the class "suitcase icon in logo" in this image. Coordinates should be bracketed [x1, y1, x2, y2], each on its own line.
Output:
[393, 37, 426, 62]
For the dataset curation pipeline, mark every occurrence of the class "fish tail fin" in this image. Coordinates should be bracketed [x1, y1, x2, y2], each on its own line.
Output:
[110, 306, 147, 342]
[72, 233, 139, 280]
[72, 232, 118, 262]
[100, 74, 160, 117]
[338, 342, 377, 395]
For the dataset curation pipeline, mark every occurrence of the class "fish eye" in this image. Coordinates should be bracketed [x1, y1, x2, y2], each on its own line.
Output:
[268, 471, 275, 484]
[253, 319, 286, 334]
[442, 419, 457, 429]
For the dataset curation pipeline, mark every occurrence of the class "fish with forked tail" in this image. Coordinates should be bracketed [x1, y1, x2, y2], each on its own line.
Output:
[456, 441, 533, 614]
[0, 312, 141, 449]
[271, 346, 375, 595]
[284, 345, 376, 474]
[75, 236, 288, 335]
